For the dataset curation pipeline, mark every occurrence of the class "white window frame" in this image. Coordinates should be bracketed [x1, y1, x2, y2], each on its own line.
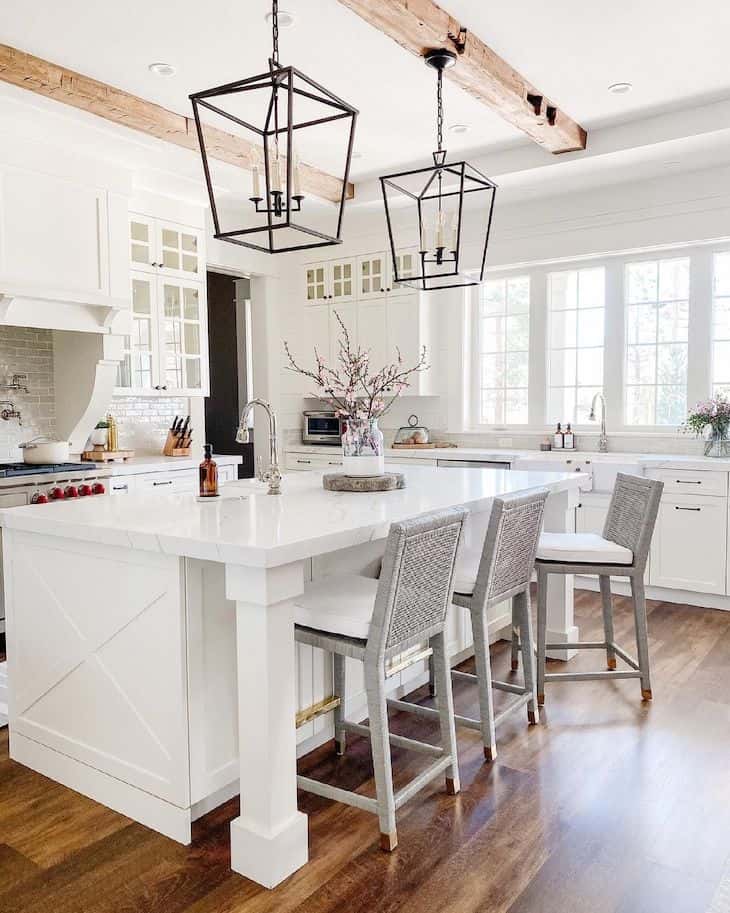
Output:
[711, 250, 730, 397]
[465, 240, 729, 434]
[470, 273, 532, 429]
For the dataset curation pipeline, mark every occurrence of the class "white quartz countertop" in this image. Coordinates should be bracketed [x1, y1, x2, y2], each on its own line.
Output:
[0, 465, 583, 568]
[81, 453, 243, 477]
[287, 444, 730, 472]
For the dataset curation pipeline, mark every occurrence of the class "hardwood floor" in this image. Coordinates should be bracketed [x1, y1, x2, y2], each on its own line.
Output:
[1, 590, 729, 912]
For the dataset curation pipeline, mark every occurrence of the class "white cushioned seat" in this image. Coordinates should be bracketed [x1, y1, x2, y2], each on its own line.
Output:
[294, 574, 378, 640]
[537, 532, 633, 565]
[453, 546, 482, 595]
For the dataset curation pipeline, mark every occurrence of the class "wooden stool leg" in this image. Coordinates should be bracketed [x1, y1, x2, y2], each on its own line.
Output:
[333, 653, 347, 756]
[470, 604, 497, 761]
[631, 576, 652, 701]
[536, 566, 548, 706]
[515, 589, 539, 724]
[599, 575, 617, 670]
[432, 631, 460, 795]
[365, 665, 397, 850]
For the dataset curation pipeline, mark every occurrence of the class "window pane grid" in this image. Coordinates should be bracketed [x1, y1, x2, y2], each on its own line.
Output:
[478, 276, 529, 425]
[548, 267, 605, 424]
[624, 257, 689, 425]
[712, 252, 730, 396]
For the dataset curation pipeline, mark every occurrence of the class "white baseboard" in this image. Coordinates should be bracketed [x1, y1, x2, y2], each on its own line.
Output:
[11, 732, 193, 843]
[576, 577, 730, 611]
[0, 661, 7, 728]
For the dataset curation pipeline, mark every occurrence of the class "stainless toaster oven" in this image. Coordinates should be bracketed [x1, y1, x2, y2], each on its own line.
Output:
[302, 411, 344, 445]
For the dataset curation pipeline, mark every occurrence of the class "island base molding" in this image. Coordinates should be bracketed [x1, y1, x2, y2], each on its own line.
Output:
[576, 577, 730, 611]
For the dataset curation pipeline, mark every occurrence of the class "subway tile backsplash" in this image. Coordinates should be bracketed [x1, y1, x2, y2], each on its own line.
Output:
[108, 396, 188, 452]
[0, 327, 55, 461]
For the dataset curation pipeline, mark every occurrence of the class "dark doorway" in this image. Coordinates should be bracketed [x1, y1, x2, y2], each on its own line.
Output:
[205, 271, 254, 478]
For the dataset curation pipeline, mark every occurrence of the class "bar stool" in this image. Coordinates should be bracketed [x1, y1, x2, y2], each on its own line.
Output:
[534, 473, 663, 703]
[398, 491, 549, 762]
[294, 507, 467, 852]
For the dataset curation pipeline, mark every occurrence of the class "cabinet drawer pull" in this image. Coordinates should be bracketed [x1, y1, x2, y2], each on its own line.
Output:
[296, 459, 312, 464]
[328, 461, 342, 465]
[675, 505, 701, 511]
[112, 484, 128, 491]
[153, 480, 173, 486]
[676, 480, 702, 484]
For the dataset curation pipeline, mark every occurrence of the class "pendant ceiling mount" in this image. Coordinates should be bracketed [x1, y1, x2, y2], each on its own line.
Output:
[190, 0, 357, 255]
[380, 47, 497, 291]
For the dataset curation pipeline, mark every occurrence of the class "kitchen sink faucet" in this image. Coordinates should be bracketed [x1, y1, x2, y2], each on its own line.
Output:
[589, 392, 608, 453]
[236, 398, 282, 495]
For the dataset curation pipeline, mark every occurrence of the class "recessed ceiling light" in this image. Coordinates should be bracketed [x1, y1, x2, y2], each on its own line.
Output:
[448, 124, 470, 135]
[608, 82, 632, 95]
[266, 9, 295, 28]
[148, 62, 176, 77]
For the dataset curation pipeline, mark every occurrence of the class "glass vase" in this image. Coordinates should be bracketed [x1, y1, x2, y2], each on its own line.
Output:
[704, 428, 730, 458]
[342, 417, 385, 477]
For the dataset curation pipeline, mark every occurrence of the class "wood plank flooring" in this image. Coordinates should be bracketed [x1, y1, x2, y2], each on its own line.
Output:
[1, 591, 729, 913]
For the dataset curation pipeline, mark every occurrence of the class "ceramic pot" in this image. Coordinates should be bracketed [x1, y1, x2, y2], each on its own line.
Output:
[342, 417, 385, 477]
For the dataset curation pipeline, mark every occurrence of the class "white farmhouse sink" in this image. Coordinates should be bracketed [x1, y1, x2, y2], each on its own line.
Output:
[511, 452, 643, 493]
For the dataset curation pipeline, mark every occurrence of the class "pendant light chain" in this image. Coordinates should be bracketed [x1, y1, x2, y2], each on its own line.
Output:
[436, 67, 444, 153]
[271, 0, 280, 65]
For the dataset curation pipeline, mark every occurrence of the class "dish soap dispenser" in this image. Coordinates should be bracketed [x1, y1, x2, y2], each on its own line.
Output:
[564, 423, 575, 450]
[553, 422, 564, 450]
[199, 444, 219, 498]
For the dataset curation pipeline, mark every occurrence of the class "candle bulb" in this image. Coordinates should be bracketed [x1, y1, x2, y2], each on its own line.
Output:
[251, 162, 260, 199]
[449, 211, 458, 251]
[272, 153, 282, 193]
[420, 221, 427, 252]
[435, 210, 445, 249]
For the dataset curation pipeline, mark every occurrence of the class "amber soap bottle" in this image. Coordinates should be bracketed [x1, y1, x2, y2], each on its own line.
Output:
[199, 444, 219, 498]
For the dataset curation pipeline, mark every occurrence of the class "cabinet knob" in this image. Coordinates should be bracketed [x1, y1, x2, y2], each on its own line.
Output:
[379, 288, 384, 292]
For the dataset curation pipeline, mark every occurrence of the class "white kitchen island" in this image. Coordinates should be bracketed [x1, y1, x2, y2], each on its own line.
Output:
[0, 465, 583, 888]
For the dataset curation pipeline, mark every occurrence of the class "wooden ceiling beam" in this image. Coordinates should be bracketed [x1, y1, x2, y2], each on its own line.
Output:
[336, 0, 587, 154]
[0, 43, 354, 202]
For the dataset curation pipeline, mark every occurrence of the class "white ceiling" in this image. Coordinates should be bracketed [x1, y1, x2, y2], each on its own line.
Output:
[2, 0, 730, 189]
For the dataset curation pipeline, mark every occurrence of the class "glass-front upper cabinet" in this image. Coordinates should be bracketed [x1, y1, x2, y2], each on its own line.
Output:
[330, 258, 356, 303]
[358, 252, 388, 299]
[117, 275, 158, 392]
[129, 215, 204, 280]
[392, 248, 419, 288]
[160, 280, 206, 393]
[305, 263, 328, 303]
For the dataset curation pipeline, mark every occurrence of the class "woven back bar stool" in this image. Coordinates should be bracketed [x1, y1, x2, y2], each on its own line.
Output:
[534, 473, 663, 704]
[393, 490, 549, 762]
[294, 507, 467, 852]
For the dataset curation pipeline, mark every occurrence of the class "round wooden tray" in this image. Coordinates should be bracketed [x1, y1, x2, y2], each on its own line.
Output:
[322, 472, 406, 492]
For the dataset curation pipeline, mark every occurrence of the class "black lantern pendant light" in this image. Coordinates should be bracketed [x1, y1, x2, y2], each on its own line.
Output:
[190, 1, 357, 254]
[380, 49, 497, 290]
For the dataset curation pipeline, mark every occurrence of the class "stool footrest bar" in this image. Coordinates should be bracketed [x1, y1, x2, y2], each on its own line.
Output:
[394, 757, 454, 809]
[297, 775, 378, 814]
[544, 670, 642, 683]
[492, 680, 528, 695]
[611, 644, 639, 670]
[387, 698, 440, 720]
[452, 669, 477, 682]
[544, 641, 607, 651]
[494, 693, 532, 727]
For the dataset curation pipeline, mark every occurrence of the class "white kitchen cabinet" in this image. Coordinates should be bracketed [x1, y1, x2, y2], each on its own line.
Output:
[129, 214, 203, 281]
[304, 258, 355, 304]
[109, 477, 135, 495]
[286, 451, 344, 471]
[575, 493, 611, 535]
[391, 247, 420, 286]
[358, 300, 388, 369]
[116, 273, 208, 396]
[357, 252, 389, 299]
[329, 302, 357, 363]
[0, 162, 129, 323]
[650, 494, 727, 595]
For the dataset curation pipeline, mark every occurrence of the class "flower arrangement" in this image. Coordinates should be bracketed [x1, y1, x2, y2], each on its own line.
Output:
[283, 310, 428, 421]
[683, 394, 730, 457]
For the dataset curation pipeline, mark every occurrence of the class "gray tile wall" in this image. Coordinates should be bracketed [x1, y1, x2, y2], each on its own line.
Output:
[0, 327, 55, 461]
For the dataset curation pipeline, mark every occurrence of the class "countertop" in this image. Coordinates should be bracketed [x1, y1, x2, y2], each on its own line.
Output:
[0, 464, 584, 568]
[286, 444, 730, 473]
[98, 453, 242, 477]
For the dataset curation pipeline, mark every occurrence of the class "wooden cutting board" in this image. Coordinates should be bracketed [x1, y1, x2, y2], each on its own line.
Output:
[81, 449, 135, 462]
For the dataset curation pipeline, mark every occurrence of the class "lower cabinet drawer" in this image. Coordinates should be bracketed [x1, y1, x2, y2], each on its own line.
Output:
[138, 470, 197, 492]
[649, 494, 728, 595]
[647, 468, 728, 497]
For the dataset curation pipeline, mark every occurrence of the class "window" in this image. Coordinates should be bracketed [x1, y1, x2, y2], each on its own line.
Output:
[624, 257, 689, 425]
[477, 276, 530, 424]
[547, 267, 605, 424]
[712, 251, 730, 396]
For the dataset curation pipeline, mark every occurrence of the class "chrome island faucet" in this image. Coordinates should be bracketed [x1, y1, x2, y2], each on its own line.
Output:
[589, 392, 608, 453]
[236, 398, 283, 495]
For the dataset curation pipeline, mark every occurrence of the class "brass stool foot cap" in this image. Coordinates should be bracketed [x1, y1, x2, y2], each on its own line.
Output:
[483, 745, 497, 762]
[537, 693, 545, 706]
[445, 777, 459, 796]
[607, 657, 617, 670]
[380, 831, 398, 852]
[641, 688, 653, 701]
[527, 709, 538, 725]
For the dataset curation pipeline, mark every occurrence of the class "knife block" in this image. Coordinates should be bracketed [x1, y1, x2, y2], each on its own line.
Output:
[162, 430, 191, 457]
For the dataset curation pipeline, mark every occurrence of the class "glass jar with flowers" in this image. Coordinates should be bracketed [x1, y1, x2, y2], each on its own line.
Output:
[683, 395, 730, 458]
[284, 311, 428, 477]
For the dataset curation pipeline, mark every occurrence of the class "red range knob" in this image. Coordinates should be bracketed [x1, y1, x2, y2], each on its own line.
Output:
[65, 485, 79, 498]
[91, 482, 105, 495]
[32, 492, 49, 504]
[78, 484, 92, 497]
[49, 487, 65, 500]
